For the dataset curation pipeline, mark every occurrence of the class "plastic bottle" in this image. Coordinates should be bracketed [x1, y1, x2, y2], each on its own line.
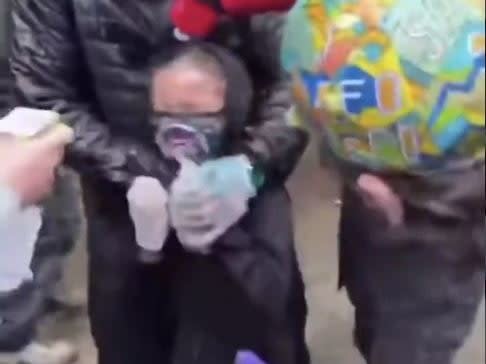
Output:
[0, 198, 42, 292]
[170, 156, 211, 253]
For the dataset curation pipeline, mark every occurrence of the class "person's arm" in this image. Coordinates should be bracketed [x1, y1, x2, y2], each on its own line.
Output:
[236, 14, 309, 185]
[10, 0, 170, 187]
[215, 187, 295, 322]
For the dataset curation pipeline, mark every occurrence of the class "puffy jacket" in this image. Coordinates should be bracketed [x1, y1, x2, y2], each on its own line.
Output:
[0, 60, 10, 116]
[10, 0, 308, 191]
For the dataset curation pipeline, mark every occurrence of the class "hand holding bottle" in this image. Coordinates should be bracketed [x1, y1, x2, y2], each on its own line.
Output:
[0, 122, 73, 205]
[127, 176, 170, 263]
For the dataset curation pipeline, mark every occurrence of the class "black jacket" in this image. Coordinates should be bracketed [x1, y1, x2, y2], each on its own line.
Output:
[10, 0, 308, 191]
[0, 60, 10, 116]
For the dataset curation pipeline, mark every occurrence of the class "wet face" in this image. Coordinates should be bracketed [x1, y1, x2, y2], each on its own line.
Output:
[152, 64, 226, 115]
[151, 62, 227, 161]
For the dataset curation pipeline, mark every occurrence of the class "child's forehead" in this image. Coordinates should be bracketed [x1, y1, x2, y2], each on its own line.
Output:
[151, 55, 227, 113]
[152, 65, 227, 95]
[152, 49, 226, 81]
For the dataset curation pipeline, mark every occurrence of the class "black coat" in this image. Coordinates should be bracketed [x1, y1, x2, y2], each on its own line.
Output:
[0, 60, 10, 116]
[10, 0, 308, 195]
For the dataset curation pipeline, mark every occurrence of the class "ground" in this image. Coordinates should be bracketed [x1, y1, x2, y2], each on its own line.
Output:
[43, 147, 485, 364]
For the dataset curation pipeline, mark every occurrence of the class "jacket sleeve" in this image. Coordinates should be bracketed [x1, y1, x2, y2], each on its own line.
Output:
[236, 14, 309, 185]
[10, 0, 170, 187]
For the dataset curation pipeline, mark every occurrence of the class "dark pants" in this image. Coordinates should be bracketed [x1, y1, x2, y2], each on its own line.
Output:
[339, 188, 485, 364]
[87, 216, 176, 364]
[0, 283, 43, 352]
[0, 170, 82, 351]
[85, 183, 308, 364]
[171, 247, 309, 364]
[32, 169, 82, 299]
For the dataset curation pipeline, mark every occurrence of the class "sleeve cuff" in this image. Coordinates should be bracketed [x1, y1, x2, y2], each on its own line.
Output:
[240, 154, 265, 191]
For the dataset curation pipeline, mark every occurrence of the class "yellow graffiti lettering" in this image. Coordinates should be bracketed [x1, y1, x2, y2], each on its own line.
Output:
[470, 33, 485, 56]
[376, 73, 402, 114]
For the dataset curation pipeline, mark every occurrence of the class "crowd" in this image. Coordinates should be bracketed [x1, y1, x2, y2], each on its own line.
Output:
[0, 1, 484, 364]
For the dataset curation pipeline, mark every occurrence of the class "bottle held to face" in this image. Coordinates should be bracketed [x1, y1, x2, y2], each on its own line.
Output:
[150, 45, 228, 164]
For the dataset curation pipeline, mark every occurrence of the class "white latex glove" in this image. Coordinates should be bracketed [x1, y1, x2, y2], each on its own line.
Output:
[127, 177, 169, 260]
[170, 156, 256, 253]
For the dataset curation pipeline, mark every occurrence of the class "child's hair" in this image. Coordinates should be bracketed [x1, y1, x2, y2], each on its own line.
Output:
[150, 45, 227, 85]
[149, 41, 254, 137]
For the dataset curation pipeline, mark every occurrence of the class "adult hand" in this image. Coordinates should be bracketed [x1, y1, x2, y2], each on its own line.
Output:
[127, 177, 169, 259]
[0, 125, 73, 205]
[357, 174, 404, 227]
[170, 155, 256, 253]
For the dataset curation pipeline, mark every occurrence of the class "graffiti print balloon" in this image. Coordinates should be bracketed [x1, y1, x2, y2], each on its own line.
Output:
[282, 0, 485, 172]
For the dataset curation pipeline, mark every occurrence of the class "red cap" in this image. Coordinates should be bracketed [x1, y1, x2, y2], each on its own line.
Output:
[221, 0, 296, 16]
[171, 0, 219, 38]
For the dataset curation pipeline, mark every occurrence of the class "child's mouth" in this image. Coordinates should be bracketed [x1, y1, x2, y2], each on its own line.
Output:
[168, 137, 201, 159]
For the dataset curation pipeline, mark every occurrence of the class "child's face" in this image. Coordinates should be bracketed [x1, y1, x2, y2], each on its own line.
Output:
[152, 65, 226, 115]
[151, 64, 227, 162]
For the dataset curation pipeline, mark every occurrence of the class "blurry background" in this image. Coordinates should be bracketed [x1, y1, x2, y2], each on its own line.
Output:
[0, 2, 483, 361]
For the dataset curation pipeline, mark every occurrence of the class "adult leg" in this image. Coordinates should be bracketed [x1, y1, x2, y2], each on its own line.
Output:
[31, 168, 83, 310]
[353, 249, 484, 364]
[287, 256, 310, 364]
[0, 283, 76, 364]
[340, 188, 485, 364]
[0, 283, 40, 353]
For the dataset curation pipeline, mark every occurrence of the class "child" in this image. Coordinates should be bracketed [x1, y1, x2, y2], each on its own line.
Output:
[148, 42, 309, 364]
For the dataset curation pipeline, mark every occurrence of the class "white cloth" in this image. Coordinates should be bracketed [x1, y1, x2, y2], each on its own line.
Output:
[0, 108, 61, 138]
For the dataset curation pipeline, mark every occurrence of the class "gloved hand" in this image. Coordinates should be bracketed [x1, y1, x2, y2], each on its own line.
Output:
[235, 351, 267, 364]
[170, 155, 256, 253]
[127, 177, 169, 263]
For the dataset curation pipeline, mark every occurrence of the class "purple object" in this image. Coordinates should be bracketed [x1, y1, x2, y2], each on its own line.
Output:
[235, 351, 267, 364]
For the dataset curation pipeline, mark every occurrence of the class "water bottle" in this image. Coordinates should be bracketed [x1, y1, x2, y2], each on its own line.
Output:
[0, 191, 42, 292]
[170, 157, 212, 254]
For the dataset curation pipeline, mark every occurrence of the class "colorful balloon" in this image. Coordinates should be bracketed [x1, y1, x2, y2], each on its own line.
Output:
[282, 0, 485, 172]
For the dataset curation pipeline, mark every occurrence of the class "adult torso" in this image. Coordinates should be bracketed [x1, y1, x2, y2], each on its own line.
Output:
[72, 1, 174, 140]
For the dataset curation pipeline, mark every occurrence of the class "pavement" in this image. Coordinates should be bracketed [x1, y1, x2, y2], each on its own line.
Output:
[42, 147, 485, 364]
